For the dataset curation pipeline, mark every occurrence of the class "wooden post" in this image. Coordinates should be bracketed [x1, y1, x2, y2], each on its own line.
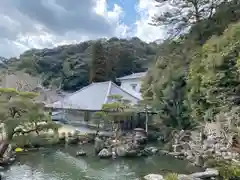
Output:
[145, 110, 148, 134]
[84, 111, 89, 122]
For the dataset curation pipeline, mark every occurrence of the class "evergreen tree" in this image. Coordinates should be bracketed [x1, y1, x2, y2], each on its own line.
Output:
[89, 41, 109, 83]
[152, 0, 225, 37]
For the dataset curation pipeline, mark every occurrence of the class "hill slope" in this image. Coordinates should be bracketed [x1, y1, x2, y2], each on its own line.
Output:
[4, 37, 159, 91]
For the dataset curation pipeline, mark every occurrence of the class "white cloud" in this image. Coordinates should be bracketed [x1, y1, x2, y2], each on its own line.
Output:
[95, 0, 129, 38]
[134, 0, 167, 42]
[0, 0, 128, 58]
[0, 0, 169, 58]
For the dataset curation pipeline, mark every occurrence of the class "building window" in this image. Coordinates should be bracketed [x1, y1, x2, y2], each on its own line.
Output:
[131, 84, 137, 90]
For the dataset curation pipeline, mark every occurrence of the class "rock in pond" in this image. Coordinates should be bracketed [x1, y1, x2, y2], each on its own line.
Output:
[190, 168, 219, 179]
[143, 147, 159, 156]
[144, 174, 164, 180]
[98, 148, 112, 158]
[76, 150, 86, 156]
[94, 137, 104, 154]
[116, 144, 138, 157]
[66, 137, 79, 145]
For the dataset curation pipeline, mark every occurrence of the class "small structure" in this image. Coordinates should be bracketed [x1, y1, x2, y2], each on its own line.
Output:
[116, 72, 146, 99]
[46, 81, 145, 130]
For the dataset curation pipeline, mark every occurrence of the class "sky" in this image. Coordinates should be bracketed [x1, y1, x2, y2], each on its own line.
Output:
[0, 0, 167, 58]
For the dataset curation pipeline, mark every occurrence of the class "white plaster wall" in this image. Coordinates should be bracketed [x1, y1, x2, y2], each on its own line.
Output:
[120, 78, 142, 93]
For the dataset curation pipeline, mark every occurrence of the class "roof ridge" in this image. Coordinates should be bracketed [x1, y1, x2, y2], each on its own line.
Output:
[103, 81, 112, 104]
[110, 81, 140, 100]
[116, 71, 146, 80]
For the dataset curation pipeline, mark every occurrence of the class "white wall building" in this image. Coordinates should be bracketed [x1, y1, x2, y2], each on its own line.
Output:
[117, 72, 146, 99]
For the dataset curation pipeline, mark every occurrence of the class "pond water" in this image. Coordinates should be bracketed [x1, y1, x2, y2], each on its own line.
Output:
[2, 145, 202, 180]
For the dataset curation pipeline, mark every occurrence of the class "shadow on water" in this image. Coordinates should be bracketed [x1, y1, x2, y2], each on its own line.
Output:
[3, 145, 202, 180]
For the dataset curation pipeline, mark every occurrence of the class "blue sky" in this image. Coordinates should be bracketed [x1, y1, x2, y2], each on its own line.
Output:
[107, 0, 137, 26]
[0, 0, 165, 57]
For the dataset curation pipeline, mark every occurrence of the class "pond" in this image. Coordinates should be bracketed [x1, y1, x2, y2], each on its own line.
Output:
[2, 144, 201, 180]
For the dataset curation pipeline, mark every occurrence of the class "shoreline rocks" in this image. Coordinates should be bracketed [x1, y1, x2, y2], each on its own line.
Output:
[144, 174, 164, 180]
[94, 129, 148, 158]
[144, 168, 219, 180]
[166, 129, 240, 166]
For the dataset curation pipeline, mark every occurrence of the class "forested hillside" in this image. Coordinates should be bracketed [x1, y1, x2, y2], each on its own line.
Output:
[2, 37, 158, 91]
[141, 0, 240, 129]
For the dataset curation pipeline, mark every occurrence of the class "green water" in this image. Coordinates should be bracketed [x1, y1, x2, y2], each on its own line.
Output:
[3, 145, 201, 180]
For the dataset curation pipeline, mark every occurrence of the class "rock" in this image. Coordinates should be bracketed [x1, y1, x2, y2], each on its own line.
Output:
[144, 174, 164, 180]
[173, 144, 183, 152]
[220, 147, 228, 152]
[143, 147, 159, 156]
[8, 157, 15, 163]
[0, 166, 4, 171]
[112, 151, 117, 159]
[98, 148, 112, 158]
[181, 143, 191, 151]
[94, 137, 104, 154]
[116, 145, 127, 157]
[116, 144, 138, 157]
[159, 150, 169, 155]
[229, 177, 240, 180]
[204, 138, 217, 148]
[204, 148, 214, 156]
[66, 137, 79, 144]
[177, 174, 196, 180]
[134, 133, 147, 145]
[190, 168, 219, 179]
[168, 152, 184, 157]
[215, 151, 222, 157]
[194, 155, 204, 167]
[157, 136, 164, 141]
[76, 150, 86, 156]
[134, 128, 147, 145]
[185, 151, 194, 162]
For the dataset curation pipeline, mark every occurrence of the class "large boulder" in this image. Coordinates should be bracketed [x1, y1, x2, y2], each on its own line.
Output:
[94, 137, 104, 154]
[190, 168, 219, 179]
[115, 143, 139, 157]
[116, 144, 138, 157]
[144, 174, 164, 180]
[98, 148, 112, 158]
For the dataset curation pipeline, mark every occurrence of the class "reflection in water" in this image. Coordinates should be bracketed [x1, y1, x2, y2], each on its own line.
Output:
[3, 145, 201, 180]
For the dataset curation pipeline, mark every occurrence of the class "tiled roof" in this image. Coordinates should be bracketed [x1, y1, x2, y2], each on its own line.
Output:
[117, 72, 146, 81]
[46, 81, 140, 111]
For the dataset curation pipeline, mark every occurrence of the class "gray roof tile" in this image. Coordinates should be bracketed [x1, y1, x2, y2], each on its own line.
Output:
[46, 81, 140, 110]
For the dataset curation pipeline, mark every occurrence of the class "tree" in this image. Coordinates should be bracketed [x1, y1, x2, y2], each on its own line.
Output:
[152, 0, 225, 37]
[89, 41, 109, 83]
[187, 22, 240, 122]
[0, 88, 59, 142]
[94, 95, 132, 137]
[141, 40, 197, 130]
